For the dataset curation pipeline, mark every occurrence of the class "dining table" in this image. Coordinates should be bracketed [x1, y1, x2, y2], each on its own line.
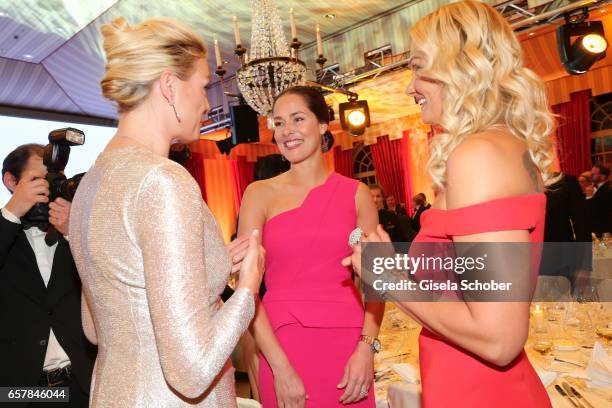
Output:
[374, 301, 612, 408]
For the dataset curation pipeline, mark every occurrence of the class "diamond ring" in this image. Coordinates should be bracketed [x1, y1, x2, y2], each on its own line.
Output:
[348, 227, 363, 247]
[359, 387, 369, 398]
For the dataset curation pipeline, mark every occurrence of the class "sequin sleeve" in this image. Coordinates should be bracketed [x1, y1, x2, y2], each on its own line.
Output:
[81, 291, 97, 345]
[134, 162, 255, 399]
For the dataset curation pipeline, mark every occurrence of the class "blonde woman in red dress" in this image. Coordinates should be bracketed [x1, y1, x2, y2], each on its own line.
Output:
[346, 2, 555, 407]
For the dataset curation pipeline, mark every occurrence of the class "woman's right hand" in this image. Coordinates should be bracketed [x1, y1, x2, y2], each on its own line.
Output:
[273, 363, 307, 407]
[236, 230, 265, 295]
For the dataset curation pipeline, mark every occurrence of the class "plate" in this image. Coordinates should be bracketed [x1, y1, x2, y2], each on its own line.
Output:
[554, 340, 579, 351]
[596, 327, 612, 339]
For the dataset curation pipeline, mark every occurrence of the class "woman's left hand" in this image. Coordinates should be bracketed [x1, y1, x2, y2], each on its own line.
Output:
[337, 342, 374, 404]
[226, 234, 250, 274]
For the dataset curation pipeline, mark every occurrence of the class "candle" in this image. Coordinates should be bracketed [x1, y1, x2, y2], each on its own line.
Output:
[232, 16, 241, 46]
[214, 37, 222, 67]
[290, 8, 297, 39]
[532, 304, 546, 333]
[316, 24, 323, 56]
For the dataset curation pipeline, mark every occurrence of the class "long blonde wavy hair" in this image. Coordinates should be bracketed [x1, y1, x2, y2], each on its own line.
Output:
[409, 1, 556, 191]
[100, 17, 207, 113]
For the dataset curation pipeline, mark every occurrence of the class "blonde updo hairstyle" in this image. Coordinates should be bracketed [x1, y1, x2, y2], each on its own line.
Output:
[100, 17, 207, 113]
[410, 1, 556, 191]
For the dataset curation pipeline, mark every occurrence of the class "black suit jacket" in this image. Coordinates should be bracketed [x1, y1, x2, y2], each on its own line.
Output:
[588, 181, 612, 235]
[0, 215, 95, 392]
[391, 205, 408, 217]
[544, 174, 590, 242]
[411, 204, 431, 232]
[379, 209, 405, 242]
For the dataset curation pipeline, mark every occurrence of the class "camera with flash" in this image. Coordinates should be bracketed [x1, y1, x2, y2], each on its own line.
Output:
[21, 128, 86, 233]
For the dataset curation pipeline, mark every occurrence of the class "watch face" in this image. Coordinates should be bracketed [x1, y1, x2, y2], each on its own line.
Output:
[372, 339, 381, 353]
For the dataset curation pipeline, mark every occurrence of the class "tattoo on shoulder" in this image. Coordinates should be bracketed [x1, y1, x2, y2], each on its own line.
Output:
[522, 151, 543, 192]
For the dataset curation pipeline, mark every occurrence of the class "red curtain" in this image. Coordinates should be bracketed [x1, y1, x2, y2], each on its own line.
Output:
[231, 156, 255, 212]
[400, 131, 414, 214]
[184, 152, 207, 202]
[427, 124, 444, 144]
[333, 146, 354, 178]
[370, 135, 407, 206]
[551, 90, 592, 176]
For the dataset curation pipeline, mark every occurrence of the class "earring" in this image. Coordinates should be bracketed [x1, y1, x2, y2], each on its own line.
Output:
[170, 104, 181, 123]
[321, 133, 330, 151]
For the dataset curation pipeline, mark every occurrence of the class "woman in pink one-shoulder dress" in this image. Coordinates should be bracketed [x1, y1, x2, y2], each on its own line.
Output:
[239, 86, 384, 407]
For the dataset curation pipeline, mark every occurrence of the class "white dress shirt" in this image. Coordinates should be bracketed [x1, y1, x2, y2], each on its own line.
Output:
[1, 207, 71, 371]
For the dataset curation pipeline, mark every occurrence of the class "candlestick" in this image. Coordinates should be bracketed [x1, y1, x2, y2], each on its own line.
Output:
[232, 16, 241, 46]
[290, 8, 297, 39]
[316, 24, 323, 56]
[214, 37, 222, 68]
[532, 304, 546, 333]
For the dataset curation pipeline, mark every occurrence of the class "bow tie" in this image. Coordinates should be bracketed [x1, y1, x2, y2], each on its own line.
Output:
[22, 221, 50, 232]
[22, 222, 59, 246]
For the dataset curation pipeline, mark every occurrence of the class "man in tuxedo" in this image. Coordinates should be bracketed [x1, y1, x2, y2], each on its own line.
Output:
[411, 193, 431, 233]
[385, 194, 407, 216]
[589, 163, 612, 237]
[1, 144, 95, 406]
[541, 173, 591, 288]
[369, 185, 413, 242]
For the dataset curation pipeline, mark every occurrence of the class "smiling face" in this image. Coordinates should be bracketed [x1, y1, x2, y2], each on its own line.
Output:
[405, 56, 444, 125]
[272, 93, 328, 164]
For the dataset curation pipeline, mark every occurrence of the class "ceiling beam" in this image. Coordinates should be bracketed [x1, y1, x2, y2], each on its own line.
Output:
[0, 104, 118, 127]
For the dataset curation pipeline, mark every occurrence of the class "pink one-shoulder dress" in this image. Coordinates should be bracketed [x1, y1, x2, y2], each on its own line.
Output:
[259, 173, 375, 407]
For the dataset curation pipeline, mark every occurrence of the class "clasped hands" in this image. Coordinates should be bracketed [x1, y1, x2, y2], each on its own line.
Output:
[226, 232, 265, 295]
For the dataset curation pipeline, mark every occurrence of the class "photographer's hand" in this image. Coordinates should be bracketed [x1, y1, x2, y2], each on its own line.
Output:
[5, 169, 49, 218]
[49, 198, 71, 236]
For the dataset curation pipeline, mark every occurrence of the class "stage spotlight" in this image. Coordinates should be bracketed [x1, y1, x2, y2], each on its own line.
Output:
[557, 19, 607, 75]
[339, 98, 370, 136]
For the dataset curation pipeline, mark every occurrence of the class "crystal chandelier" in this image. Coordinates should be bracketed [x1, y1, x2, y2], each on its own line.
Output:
[234, 0, 308, 117]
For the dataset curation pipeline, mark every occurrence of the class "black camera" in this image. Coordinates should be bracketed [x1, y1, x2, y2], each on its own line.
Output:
[21, 128, 86, 230]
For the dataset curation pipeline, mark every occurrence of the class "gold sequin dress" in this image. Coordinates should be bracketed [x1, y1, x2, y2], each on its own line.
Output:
[69, 146, 254, 407]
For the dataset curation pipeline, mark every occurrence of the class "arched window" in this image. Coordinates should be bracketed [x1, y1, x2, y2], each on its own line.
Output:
[353, 143, 377, 185]
[591, 92, 612, 165]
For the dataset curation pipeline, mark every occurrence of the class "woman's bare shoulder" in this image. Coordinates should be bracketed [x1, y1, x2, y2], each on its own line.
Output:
[446, 130, 539, 209]
[242, 173, 288, 206]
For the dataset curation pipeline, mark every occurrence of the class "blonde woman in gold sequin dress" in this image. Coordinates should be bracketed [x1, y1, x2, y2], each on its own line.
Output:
[68, 17, 264, 407]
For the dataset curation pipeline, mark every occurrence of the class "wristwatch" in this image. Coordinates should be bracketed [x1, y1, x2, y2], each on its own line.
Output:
[359, 334, 381, 354]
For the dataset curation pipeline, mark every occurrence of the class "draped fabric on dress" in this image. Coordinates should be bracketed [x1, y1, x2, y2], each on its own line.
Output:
[258, 173, 375, 407]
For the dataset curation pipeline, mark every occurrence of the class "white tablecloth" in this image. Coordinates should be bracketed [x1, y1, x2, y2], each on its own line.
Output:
[374, 303, 612, 407]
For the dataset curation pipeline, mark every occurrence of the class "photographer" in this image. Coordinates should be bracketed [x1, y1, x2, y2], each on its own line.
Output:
[1, 143, 95, 406]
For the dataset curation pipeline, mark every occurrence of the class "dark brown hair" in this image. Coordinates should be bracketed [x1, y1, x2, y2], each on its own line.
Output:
[2, 143, 44, 181]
